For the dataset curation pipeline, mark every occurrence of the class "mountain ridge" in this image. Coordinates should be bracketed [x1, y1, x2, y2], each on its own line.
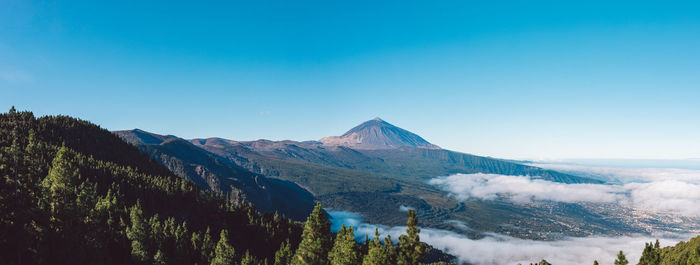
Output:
[112, 118, 640, 240]
[113, 129, 316, 220]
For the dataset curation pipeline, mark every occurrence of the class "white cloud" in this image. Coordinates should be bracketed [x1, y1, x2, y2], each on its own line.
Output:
[527, 162, 700, 184]
[429, 173, 622, 204]
[399, 205, 414, 212]
[327, 211, 693, 265]
[444, 220, 474, 232]
[428, 173, 700, 217]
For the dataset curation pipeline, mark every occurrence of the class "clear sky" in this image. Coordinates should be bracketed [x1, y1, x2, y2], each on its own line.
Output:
[2, 0, 699, 160]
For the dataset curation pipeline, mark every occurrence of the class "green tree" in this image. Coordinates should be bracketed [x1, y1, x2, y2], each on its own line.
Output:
[41, 145, 96, 262]
[201, 227, 216, 264]
[329, 224, 361, 265]
[42, 145, 81, 225]
[362, 229, 391, 265]
[614, 250, 629, 265]
[593, 260, 599, 265]
[274, 240, 294, 265]
[397, 210, 424, 265]
[241, 250, 261, 265]
[127, 201, 151, 263]
[212, 229, 236, 265]
[382, 235, 396, 265]
[639, 241, 661, 265]
[292, 202, 332, 265]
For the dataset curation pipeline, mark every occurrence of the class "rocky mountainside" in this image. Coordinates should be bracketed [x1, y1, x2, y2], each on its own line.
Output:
[114, 129, 315, 220]
[319, 117, 441, 150]
[111, 118, 640, 240]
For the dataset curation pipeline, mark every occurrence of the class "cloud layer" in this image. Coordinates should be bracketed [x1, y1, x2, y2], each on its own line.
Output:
[429, 173, 700, 217]
[328, 211, 692, 265]
[528, 162, 700, 183]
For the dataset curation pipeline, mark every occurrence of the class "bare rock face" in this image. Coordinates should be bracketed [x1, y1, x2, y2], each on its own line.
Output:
[319, 117, 440, 150]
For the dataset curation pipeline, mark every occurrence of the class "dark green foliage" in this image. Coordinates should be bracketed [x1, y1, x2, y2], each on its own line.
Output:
[329, 224, 361, 265]
[538, 259, 552, 265]
[398, 209, 425, 265]
[212, 229, 236, 265]
[242, 250, 266, 265]
[274, 240, 294, 265]
[593, 260, 599, 265]
[658, 235, 700, 265]
[0, 108, 301, 265]
[615, 250, 629, 265]
[638, 240, 661, 265]
[127, 201, 152, 263]
[292, 202, 332, 265]
[362, 229, 395, 265]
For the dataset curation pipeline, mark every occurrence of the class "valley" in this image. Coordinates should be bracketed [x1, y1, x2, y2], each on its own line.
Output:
[116, 118, 698, 241]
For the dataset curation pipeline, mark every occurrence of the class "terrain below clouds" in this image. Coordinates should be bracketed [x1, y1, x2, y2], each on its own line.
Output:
[114, 118, 698, 243]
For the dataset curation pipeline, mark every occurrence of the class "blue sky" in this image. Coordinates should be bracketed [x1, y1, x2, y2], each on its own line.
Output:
[2, 0, 699, 159]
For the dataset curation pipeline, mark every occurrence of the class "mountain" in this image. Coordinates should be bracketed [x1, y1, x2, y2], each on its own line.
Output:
[116, 118, 668, 240]
[114, 129, 316, 220]
[319, 117, 441, 150]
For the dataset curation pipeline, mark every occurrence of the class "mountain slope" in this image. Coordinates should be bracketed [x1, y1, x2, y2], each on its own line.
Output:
[117, 118, 648, 240]
[319, 117, 440, 150]
[114, 129, 315, 220]
[0, 109, 303, 264]
[190, 135, 638, 238]
[659, 235, 700, 265]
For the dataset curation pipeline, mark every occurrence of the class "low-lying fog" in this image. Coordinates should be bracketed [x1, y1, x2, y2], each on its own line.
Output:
[328, 161, 700, 265]
[328, 210, 692, 265]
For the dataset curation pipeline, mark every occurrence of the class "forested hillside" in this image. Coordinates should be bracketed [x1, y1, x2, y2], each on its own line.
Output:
[0, 108, 453, 265]
[656, 235, 699, 265]
[0, 107, 306, 264]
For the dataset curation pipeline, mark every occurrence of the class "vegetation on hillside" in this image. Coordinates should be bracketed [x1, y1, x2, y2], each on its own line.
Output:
[0, 108, 297, 264]
[0, 108, 451, 265]
[636, 236, 700, 265]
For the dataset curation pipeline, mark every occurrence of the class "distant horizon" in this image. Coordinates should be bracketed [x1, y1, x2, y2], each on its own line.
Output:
[3, 1, 699, 160]
[15, 106, 699, 163]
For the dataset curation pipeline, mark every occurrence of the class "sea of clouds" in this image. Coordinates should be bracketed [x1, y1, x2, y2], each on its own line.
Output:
[428, 164, 700, 217]
[327, 162, 700, 265]
[328, 210, 692, 265]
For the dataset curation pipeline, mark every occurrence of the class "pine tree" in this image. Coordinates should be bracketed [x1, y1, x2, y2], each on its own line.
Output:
[397, 210, 424, 265]
[41, 145, 93, 262]
[382, 234, 396, 264]
[201, 227, 216, 264]
[241, 250, 259, 265]
[212, 229, 236, 265]
[274, 240, 293, 265]
[638, 241, 661, 265]
[292, 202, 331, 265]
[127, 201, 151, 263]
[362, 229, 391, 265]
[593, 260, 599, 265]
[329, 224, 361, 265]
[614, 250, 629, 265]
[42, 145, 81, 225]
